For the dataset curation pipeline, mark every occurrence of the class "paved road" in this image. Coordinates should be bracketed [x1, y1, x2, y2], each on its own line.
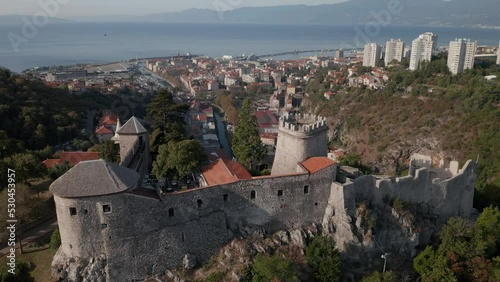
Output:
[0, 218, 58, 257]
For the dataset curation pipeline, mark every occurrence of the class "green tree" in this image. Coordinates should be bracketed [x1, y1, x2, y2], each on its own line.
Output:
[48, 161, 72, 180]
[146, 89, 189, 138]
[0, 130, 23, 158]
[3, 153, 46, 184]
[306, 236, 342, 282]
[476, 206, 500, 258]
[361, 271, 396, 282]
[90, 141, 119, 163]
[153, 140, 207, 179]
[231, 99, 266, 169]
[251, 254, 300, 282]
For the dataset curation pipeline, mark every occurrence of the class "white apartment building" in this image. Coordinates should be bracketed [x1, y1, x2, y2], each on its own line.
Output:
[497, 41, 500, 65]
[363, 43, 381, 68]
[409, 32, 438, 70]
[447, 38, 477, 75]
[385, 39, 405, 66]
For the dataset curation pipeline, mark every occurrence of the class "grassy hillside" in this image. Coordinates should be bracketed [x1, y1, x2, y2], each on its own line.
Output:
[305, 58, 500, 209]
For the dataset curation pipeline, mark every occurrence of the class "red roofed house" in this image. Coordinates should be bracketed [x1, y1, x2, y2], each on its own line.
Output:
[255, 110, 279, 134]
[95, 125, 114, 142]
[96, 111, 119, 143]
[200, 158, 252, 186]
[42, 152, 101, 169]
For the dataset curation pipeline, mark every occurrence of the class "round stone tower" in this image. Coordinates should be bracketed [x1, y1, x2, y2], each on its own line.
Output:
[271, 113, 328, 175]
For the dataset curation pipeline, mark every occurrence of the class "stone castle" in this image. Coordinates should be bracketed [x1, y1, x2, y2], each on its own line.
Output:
[50, 114, 477, 281]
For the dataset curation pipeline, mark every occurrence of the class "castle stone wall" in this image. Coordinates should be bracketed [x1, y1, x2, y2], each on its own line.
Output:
[54, 165, 336, 281]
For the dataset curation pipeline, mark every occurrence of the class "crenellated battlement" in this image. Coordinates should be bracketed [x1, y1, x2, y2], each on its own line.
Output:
[279, 113, 328, 134]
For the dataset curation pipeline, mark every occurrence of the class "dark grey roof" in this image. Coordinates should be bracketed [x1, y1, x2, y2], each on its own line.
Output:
[50, 160, 140, 198]
[116, 116, 147, 135]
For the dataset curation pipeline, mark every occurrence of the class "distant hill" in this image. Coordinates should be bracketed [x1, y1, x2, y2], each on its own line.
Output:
[2, 0, 498, 27]
[0, 14, 72, 25]
[136, 0, 500, 27]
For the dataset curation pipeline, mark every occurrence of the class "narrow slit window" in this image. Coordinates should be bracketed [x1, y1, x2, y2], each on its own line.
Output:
[197, 199, 203, 209]
[304, 185, 310, 194]
[223, 194, 228, 202]
[168, 208, 174, 217]
[69, 207, 77, 216]
[251, 190, 256, 200]
[278, 190, 283, 197]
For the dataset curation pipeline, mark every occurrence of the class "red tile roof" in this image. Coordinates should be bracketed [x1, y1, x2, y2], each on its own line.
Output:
[99, 113, 118, 126]
[95, 126, 113, 135]
[42, 159, 61, 169]
[202, 158, 252, 186]
[300, 157, 336, 174]
[43, 152, 101, 169]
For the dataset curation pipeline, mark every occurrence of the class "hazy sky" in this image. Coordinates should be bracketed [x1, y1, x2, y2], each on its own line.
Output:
[2, 0, 348, 17]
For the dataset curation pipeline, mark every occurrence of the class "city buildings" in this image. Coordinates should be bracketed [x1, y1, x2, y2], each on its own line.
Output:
[335, 49, 344, 59]
[363, 43, 382, 68]
[447, 38, 477, 75]
[409, 32, 438, 70]
[385, 39, 405, 66]
[497, 40, 500, 65]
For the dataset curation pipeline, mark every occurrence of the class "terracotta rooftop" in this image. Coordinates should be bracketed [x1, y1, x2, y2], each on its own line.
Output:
[300, 157, 336, 174]
[202, 159, 252, 186]
[95, 126, 113, 135]
[43, 152, 101, 168]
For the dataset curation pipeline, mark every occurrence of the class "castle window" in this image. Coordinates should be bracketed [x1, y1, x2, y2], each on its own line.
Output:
[223, 194, 228, 203]
[83, 209, 88, 214]
[197, 199, 203, 209]
[169, 208, 174, 217]
[181, 232, 185, 242]
[101, 223, 108, 229]
[251, 190, 256, 200]
[103, 204, 112, 214]
[304, 185, 310, 194]
[69, 207, 77, 216]
[277, 190, 283, 197]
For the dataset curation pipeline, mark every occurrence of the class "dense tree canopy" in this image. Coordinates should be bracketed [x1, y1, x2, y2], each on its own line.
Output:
[306, 236, 342, 282]
[361, 271, 396, 282]
[153, 140, 207, 179]
[89, 141, 119, 163]
[146, 89, 189, 150]
[231, 99, 266, 169]
[414, 208, 500, 281]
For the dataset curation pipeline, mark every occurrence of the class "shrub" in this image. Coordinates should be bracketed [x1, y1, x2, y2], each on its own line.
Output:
[251, 254, 300, 282]
[50, 228, 61, 251]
